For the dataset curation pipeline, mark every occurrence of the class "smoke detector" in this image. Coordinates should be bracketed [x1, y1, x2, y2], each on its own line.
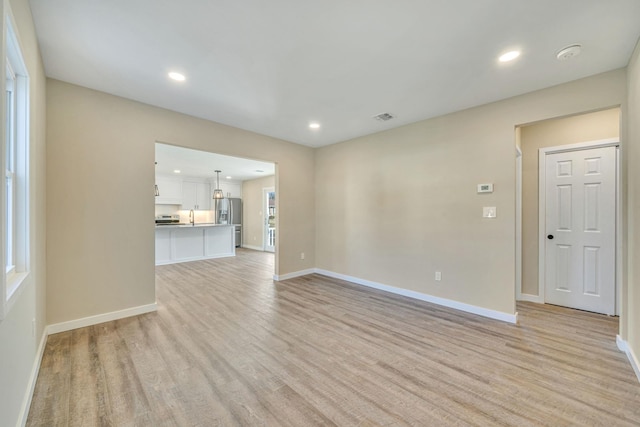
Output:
[373, 112, 395, 121]
[556, 44, 582, 61]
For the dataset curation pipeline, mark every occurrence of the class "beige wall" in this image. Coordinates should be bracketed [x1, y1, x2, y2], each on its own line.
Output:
[316, 69, 626, 316]
[0, 0, 47, 425]
[0, 9, 635, 424]
[242, 175, 275, 249]
[626, 37, 640, 371]
[519, 109, 621, 296]
[46, 80, 315, 324]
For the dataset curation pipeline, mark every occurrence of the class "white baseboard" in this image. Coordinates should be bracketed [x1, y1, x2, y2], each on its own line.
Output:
[617, 335, 640, 383]
[517, 293, 544, 303]
[156, 252, 235, 266]
[314, 269, 518, 324]
[242, 244, 264, 251]
[47, 303, 158, 335]
[18, 328, 48, 427]
[273, 268, 315, 281]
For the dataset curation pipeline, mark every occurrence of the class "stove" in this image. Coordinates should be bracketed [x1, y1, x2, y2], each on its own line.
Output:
[155, 214, 179, 225]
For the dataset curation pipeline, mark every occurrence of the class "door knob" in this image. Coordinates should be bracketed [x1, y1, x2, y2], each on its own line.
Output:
[547, 234, 554, 240]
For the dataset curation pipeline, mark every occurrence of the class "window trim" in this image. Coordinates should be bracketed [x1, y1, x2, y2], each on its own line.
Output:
[6, 60, 16, 275]
[1, 9, 29, 320]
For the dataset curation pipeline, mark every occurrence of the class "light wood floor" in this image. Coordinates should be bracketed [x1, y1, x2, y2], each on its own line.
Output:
[27, 249, 640, 426]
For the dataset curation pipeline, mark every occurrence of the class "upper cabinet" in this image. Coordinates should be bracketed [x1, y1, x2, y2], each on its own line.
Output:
[182, 181, 211, 210]
[156, 174, 242, 206]
[155, 175, 182, 205]
[218, 181, 242, 198]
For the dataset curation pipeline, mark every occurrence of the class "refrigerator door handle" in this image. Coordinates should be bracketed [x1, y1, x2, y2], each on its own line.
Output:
[229, 199, 233, 225]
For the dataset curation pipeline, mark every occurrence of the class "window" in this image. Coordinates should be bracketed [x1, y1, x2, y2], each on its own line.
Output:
[1, 15, 29, 320]
[6, 62, 15, 275]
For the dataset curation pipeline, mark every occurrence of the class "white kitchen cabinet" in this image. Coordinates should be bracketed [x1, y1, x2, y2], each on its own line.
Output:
[218, 181, 242, 198]
[155, 175, 183, 205]
[155, 224, 235, 265]
[182, 181, 211, 210]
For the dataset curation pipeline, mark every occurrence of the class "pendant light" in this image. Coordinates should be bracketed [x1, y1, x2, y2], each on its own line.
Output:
[212, 170, 224, 199]
[154, 162, 160, 196]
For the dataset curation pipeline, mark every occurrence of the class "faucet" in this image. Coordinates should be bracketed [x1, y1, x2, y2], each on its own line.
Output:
[189, 209, 194, 225]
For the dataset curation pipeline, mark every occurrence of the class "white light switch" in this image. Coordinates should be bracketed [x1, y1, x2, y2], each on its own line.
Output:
[483, 207, 497, 218]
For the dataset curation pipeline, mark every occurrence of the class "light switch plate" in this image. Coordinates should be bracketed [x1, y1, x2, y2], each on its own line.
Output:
[483, 207, 497, 218]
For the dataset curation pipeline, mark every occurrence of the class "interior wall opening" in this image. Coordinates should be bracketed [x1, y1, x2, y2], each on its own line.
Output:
[515, 108, 622, 314]
[154, 141, 277, 273]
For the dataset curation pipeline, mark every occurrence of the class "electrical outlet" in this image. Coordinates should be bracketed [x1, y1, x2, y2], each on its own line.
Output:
[300, 252, 305, 260]
[435, 271, 442, 281]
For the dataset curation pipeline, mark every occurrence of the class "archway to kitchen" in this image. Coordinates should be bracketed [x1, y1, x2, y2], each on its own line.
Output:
[154, 142, 277, 275]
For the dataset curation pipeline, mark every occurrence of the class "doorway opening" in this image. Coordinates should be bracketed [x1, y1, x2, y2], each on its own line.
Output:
[154, 141, 277, 270]
[264, 187, 276, 253]
[515, 108, 622, 316]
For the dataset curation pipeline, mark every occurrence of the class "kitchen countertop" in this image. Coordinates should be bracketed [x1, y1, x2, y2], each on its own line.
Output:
[155, 223, 239, 229]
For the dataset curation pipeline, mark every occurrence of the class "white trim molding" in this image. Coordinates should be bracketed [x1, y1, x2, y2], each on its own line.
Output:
[273, 268, 315, 281]
[47, 303, 158, 335]
[617, 335, 640, 383]
[314, 269, 518, 324]
[515, 145, 523, 302]
[517, 293, 544, 304]
[242, 244, 264, 252]
[18, 328, 48, 427]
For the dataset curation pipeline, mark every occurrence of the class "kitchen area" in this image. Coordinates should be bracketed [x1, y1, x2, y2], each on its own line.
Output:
[155, 143, 275, 265]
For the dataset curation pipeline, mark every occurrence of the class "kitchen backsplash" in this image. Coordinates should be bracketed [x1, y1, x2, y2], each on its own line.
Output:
[155, 205, 179, 216]
[155, 204, 215, 223]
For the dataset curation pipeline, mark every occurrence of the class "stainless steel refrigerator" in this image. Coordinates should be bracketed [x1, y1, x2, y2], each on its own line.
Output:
[214, 198, 242, 247]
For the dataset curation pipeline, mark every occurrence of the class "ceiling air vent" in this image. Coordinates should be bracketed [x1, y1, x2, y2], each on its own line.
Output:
[373, 112, 395, 121]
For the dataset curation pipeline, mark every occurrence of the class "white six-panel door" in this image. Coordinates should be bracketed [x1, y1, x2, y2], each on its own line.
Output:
[544, 146, 616, 315]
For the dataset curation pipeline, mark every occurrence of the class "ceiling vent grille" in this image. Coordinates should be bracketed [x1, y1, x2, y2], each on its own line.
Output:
[373, 112, 395, 121]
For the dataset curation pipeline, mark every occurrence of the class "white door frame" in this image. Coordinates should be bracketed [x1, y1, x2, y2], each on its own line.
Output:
[537, 138, 621, 315]
[263, 187, 275, 252]
[515, 145, 524, 301]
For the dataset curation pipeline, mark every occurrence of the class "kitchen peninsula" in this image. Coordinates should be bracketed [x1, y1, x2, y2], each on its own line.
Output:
[155, 223, 235, 265]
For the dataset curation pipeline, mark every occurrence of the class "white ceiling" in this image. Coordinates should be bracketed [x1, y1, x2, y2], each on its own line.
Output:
[30, 0, 640, 147]
[155, 143, 274, 181]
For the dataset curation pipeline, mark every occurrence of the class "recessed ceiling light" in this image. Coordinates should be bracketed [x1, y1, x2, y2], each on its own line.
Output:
[226, 176, 232, 179]
[498, 50, 521, 63]
[168, 72, 186, 81]
[173, 169, 181, 174]
[309, 122, 320, 129]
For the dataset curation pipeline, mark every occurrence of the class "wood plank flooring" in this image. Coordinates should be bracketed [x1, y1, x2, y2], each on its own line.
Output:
[27, 249, 640, 426]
